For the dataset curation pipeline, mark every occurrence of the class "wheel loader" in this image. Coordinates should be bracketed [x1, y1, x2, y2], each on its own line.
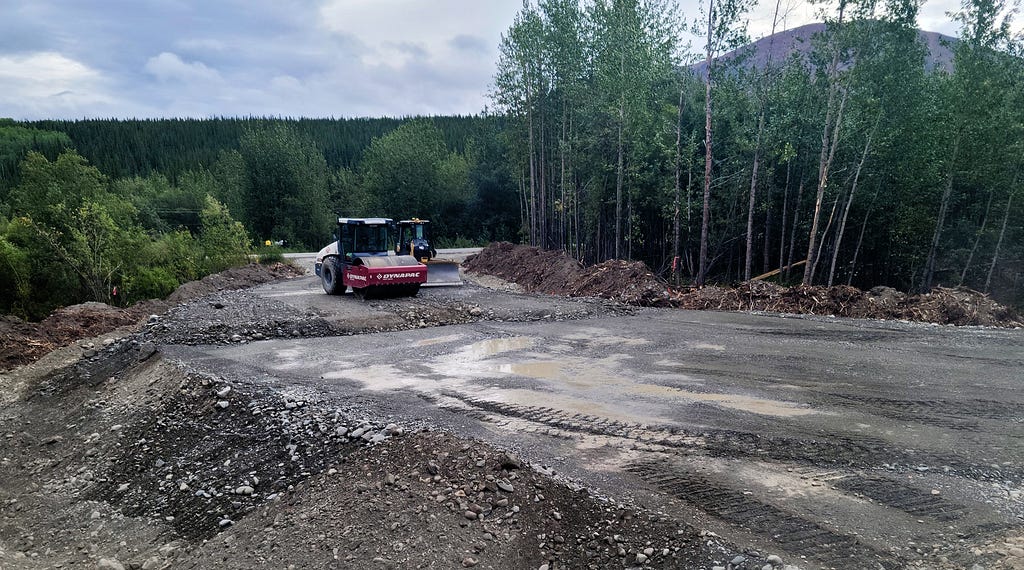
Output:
[395, 219, 463, 287]
[315, 217, 426, 297]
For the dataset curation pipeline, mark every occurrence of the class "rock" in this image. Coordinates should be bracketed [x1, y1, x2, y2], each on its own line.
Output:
[230, 334, 243, 342]
[762, 565, 773, 570]
[103, 338, 115, 346]
[141, 557, 163, 570]
[370, 433, 387, 443]
[732, 555, 747, 565]
[215, 401, 230, 409]
[218, 518, 233, 528]
[138, 343, 157, 361]
[766, 554, 784, 566]
[91, 510, 101, 519]
[497, 479, 514, 493]
[110, 424, 123, 432]
[350, 427, 367, 439]
[539, 565, 549, 570]
[385, 423, 403, 436]
[636, 552, 648, 564]
[462, 558, 478, 567]
[117, 483, 130, 492]
[179, 483, 189, 491]
[645, 547, 655, 556]
[83, 349, 98, 358]
[500, 453, 523, 470]
[464, 511, 478, 520]
[216, 386, 232, 397]
[97, 558, 125, 570]
[469, 307, 483, 316]
[235, 486, 255, 495]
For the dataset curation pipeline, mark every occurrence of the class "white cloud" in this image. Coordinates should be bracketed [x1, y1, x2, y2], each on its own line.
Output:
[0, 51, 133, 118]
[143, 52, 223, 84]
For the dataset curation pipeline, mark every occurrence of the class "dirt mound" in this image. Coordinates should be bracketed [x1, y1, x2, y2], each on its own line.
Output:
[466, 243, 1023, 327]
[0, 263, 304, 372]
[465, 242, 672, 306]
[674, 282, 1023, 327]
[166, 262, 302, 303]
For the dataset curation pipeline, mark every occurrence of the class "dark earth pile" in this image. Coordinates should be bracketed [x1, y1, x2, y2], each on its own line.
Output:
[466, 243, 1023, 327]
[0, 263, 302, 371]
[465, 242, 674, 306]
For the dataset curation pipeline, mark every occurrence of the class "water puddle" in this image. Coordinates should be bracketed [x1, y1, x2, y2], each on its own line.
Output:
[631, 384, 817, 417]
[691, 343, 726, 351]
[461, 336, 535, 358]
[414, 334, 465, 347]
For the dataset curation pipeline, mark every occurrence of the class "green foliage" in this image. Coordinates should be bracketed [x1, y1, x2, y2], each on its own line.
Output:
[198, 196, 252, 273]
[128, 267, 180, 301]
[0, 123, 71, 201]
[0, 234, 31, 317]
[359, 120, 472, 237]
[239, 124, 333, 249]
[256, 246, 285, 265]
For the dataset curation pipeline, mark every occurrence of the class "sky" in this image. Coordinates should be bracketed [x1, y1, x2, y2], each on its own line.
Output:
[0, 0, 987, 120]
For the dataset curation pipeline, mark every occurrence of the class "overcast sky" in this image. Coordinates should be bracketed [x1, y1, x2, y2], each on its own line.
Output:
[0, 0, 987, 120]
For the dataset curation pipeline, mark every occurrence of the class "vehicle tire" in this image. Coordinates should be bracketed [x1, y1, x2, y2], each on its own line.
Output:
[322, 258, 343, 295]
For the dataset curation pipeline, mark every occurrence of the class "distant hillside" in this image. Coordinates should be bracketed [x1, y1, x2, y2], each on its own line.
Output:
[694, 22, 956, 74]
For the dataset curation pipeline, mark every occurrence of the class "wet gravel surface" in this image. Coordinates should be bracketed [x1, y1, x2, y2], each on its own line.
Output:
[4, 267, 1023, 570]
[155, 272, 1024, 570]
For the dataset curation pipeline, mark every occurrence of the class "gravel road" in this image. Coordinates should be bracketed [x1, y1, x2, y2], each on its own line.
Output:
[156, 269, 1024, 570]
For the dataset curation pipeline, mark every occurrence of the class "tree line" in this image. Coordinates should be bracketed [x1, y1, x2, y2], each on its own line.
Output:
[492, 0, 1023, 306]
[0, 117, 519, 319]
[2, 0, 1022, 317]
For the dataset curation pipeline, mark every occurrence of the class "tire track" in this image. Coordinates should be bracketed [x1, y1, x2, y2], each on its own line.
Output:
[626, 460, 901, 570]
[437, 393, 1020, 482]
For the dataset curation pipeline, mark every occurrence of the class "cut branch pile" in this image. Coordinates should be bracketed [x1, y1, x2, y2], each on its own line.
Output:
[465, 243, 1024, 328]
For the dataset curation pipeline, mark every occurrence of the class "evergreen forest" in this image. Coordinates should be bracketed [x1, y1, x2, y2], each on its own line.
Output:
[1, 0, 1022, 320]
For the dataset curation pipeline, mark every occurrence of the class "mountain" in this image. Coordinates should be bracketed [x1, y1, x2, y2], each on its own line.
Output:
[694, 22, 957, 74]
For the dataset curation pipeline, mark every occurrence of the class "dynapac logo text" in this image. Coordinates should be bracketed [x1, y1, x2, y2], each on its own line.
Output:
[377, 272, 422, 280]
[348, 273, 368, 281]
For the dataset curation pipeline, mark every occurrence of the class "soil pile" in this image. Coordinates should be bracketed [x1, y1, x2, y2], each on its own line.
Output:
[673, 282, 1024, 327]
[465, 242, 673, 306]
[0, 262, 303, 371]
[465, 243, 1023, 327]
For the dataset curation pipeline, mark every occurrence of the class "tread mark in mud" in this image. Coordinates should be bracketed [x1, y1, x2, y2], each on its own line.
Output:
[834, 476, 967, 521]
[627, 461, 901, 570]
[438, 393, 1021, 483]
[829, 394, 1024, 432]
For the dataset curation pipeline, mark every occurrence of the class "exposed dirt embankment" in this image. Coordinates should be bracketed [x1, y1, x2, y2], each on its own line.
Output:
[465, 242, 1024, 328]
[464, 242, 674, 307]
[0, 263, 302, 371]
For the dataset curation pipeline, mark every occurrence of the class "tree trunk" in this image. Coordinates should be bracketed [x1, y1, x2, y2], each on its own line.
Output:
[959, 188, 994, 286]
[786, 179, 806, 279]
[922, 132, 961, 291]
[986, 187, 1017, 293]
[847, 184, 879, 286]
[803, 86, 848, 285]
[527, 98, 538, 246]
[615, 94, 625, 260]
[802, 5, 847, 285]
[745, 113, 764, 281]
[778, 158, 792, 275]
[672, 87, 684, 285]
[828, 115, 878, 286]
[698, 0, 715, 286]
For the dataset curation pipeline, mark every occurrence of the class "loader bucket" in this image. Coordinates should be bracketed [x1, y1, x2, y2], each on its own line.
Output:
[423, 259, 463, 287]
